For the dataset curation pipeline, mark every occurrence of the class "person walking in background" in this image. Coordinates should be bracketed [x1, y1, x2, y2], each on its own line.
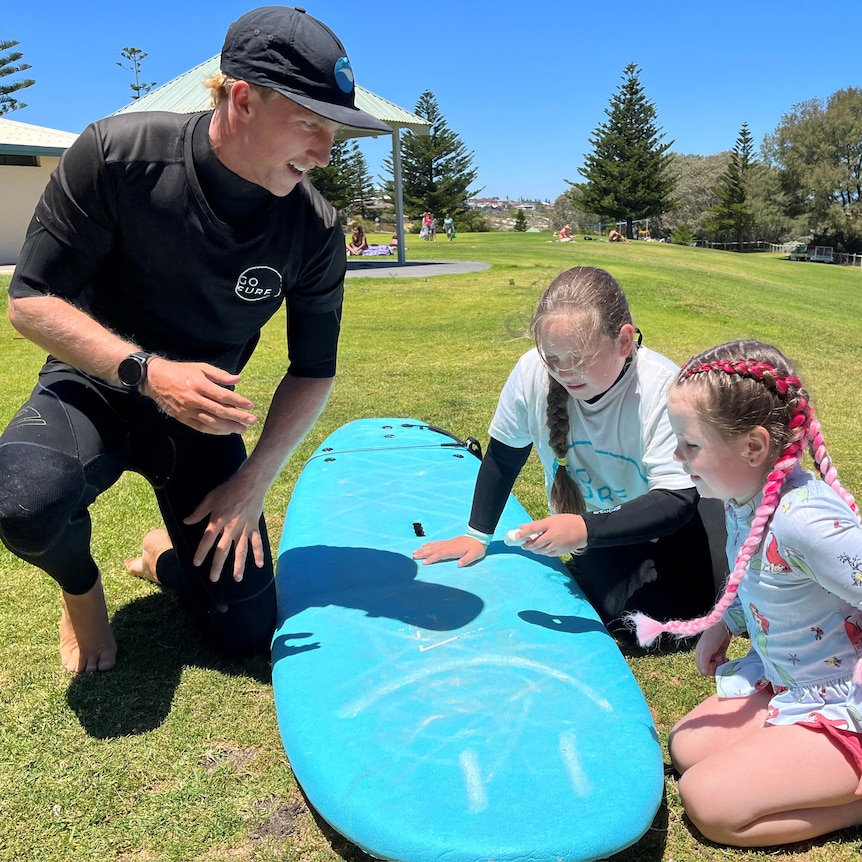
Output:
[0, 6, 389, 673]
[630, 340, 862, 847]
[444, 214, 455, 241]
[414, 266, 723, 638]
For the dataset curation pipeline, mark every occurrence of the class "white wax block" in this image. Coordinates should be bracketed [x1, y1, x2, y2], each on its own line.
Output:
[504, 529, 541, 547]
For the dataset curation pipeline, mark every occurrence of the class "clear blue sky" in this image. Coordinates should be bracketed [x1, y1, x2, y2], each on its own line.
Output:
[4, 1, 858, 203]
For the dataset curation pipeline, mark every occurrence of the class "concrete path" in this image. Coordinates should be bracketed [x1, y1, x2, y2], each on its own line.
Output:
[346, 259, 489, 279]
[1, 260, 490, 279]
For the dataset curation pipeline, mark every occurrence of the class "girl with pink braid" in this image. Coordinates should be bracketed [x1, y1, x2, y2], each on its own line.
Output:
[631, 340, 862, 847]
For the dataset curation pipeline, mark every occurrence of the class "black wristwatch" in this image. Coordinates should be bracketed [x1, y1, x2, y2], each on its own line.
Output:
[118, 351, 153, 390]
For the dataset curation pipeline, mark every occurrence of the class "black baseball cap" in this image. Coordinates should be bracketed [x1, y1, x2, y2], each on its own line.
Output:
[221, 6, 391, 133]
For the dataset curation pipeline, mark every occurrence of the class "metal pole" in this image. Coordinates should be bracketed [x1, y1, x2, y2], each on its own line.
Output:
[391, 127, 406, 265]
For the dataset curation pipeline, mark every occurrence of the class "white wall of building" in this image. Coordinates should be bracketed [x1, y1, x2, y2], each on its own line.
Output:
[0, 158, 59, 264]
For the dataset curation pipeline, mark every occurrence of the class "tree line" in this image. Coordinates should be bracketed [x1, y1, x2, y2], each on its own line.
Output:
[2, 34, 154, 116]
[310, 90, 486, 233]
[340, 70, 861, 250]
[5, 32, 858, 250]
[559, 63, 862, 252]
[0, 34, 34, 114]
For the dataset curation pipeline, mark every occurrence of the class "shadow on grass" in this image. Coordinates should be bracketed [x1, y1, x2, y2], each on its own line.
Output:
[607, 783, 669, 861]
[558, 561, 698, 658]
[65, 591, 270, 738]
[676, 800, 862, 857]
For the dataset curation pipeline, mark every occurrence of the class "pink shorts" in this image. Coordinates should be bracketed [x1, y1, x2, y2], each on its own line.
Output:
[799, 716, 862, 774]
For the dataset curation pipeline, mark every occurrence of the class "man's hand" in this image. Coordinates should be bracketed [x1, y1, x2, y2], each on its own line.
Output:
[8, 295, 253, 436]
[182, 374, 335, 582]
[184, 469, 267, 582]
[144, 358, 258, 435]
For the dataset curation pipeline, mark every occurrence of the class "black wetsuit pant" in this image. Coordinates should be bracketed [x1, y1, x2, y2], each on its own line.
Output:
[0, 367, 276, 657]
[568, 497, 726, 639]
[472, 438, 726, 641]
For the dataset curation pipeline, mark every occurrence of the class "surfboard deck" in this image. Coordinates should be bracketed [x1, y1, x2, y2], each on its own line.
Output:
[272, 418, 663, 862]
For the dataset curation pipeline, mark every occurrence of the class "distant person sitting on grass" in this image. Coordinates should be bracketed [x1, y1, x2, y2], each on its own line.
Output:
[347, 224, 368, 255]
[608, 229, 629, 243]
[556, 224, 574, 242]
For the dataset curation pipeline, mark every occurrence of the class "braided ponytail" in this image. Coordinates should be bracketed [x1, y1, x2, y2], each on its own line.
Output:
[547, 377, 586, 515]
[808, 418, 858, 515]
[630, 340, 860, 647]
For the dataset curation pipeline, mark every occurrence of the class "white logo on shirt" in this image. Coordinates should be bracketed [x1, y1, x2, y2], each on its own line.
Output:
[234, 266, 283, 302]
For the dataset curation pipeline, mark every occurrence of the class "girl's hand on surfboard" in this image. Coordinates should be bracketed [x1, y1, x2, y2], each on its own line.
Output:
[413, 536, 487, 567]
[518, 514, 587, 556]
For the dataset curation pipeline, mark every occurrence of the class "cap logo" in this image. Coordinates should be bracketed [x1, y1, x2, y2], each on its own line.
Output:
[334, 57, 354, 94]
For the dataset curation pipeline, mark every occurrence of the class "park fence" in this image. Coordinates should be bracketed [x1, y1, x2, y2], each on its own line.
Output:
[766, 243, 862, 268]
[691, 240, 862, 267]
[692, 240, 772, 251]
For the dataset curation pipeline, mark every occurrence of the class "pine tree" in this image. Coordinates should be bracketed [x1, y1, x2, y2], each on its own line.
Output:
[702, 122, 757, 248]
[308, 139, 355, 213]
[383, 91, 482, 229]
[117, 47, 156, 101]
[514, 209, 528, 231]
[571, 63, 676, 238]
[348, 143, 376, 220]
[0, 36, 35, 115]
[308, 139, 377, 223]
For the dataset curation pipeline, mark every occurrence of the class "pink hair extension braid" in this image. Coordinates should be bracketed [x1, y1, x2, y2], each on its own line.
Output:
[684, 359, 801, 392]
[630, 361, 810, 647]
[630, 459, 798, 645]
[791, 398, 859, 518]
[807, 418, 859, 517]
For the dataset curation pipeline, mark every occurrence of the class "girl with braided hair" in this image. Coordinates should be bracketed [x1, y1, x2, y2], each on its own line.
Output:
[414, 266, 722, 635]
[632, 339, 862, 846]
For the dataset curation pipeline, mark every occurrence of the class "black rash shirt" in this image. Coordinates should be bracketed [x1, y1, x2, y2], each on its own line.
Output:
[469, 437, 699, 547]
[10, 110, 345, 377]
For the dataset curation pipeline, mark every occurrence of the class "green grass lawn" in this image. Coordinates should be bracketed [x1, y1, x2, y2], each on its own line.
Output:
[1, 233, 861, 861]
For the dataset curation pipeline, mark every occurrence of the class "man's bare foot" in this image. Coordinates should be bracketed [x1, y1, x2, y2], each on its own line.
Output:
[59, 575, 117, 673]
[124, 528, 173, 584]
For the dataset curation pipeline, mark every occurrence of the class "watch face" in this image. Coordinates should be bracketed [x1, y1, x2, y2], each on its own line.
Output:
[119, 354, 146, 387]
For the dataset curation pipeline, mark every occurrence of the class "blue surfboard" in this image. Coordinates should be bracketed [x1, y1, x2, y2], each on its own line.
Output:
[273, 419, 663, 862]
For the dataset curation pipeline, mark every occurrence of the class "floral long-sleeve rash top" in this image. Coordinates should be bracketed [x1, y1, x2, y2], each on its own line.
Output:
[717, 468, 862, 731]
